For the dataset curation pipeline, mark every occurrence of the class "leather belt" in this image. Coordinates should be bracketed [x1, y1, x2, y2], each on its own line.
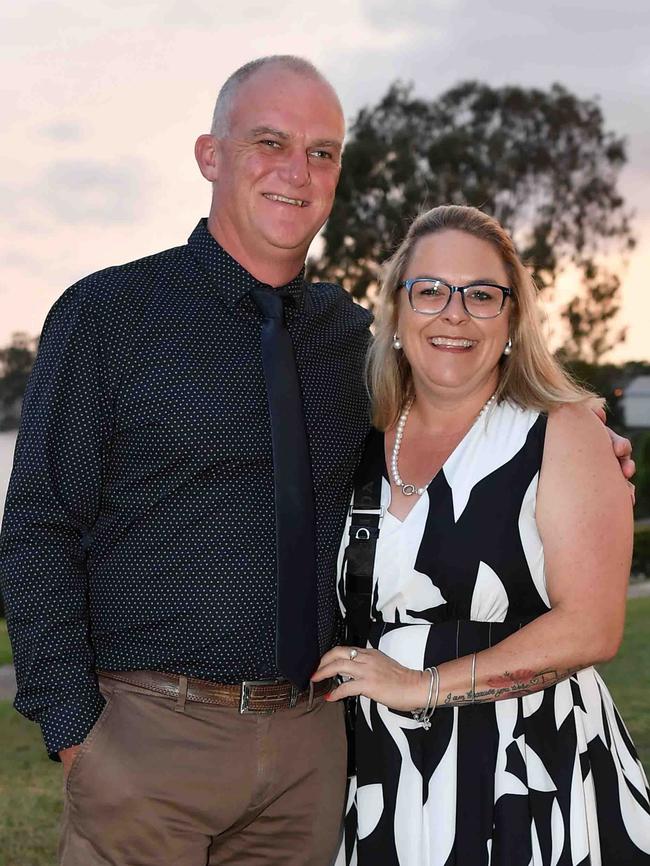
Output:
[97, 669, 333, 714]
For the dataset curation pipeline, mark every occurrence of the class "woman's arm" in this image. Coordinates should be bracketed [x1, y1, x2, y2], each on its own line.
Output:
[313, 403, 633, 712]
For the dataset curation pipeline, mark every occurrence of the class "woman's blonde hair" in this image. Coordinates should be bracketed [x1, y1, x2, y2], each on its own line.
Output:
[368, 205, 593, 430]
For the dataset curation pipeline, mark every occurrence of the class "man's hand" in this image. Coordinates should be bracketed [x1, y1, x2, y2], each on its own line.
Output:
[606, 427, 636, 482]
[589, 398, 635, 499]
[59, 744, 82, 778]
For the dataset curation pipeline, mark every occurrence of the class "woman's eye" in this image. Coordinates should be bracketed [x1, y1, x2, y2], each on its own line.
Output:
[468, 287, 498, 302]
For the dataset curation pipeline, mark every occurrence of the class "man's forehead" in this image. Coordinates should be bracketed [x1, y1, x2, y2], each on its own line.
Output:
[230, 69, 344, 135]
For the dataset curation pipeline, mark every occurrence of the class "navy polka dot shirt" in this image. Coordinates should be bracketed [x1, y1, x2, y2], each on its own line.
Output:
[0, 219, 372, 758]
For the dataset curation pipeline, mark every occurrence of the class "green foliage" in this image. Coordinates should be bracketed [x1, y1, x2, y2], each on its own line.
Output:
[0, 621, 11, 666]
[0, 333, 37, 431]
[633, 525, 650, 575]
[632, 434, 650, 520]
[311, 80, 634, 362]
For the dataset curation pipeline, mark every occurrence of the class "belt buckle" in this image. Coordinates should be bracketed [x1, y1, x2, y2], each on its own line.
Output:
[239, 679, 281, 714]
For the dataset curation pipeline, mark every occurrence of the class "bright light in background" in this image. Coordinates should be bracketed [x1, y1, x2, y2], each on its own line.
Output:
[1, 0, 648, 362]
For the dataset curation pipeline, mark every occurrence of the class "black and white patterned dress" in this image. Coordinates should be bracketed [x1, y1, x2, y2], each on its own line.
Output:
[337, 400, 650, 866]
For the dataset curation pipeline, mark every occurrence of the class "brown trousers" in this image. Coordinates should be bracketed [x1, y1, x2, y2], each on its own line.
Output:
[59, 675, 347, 866]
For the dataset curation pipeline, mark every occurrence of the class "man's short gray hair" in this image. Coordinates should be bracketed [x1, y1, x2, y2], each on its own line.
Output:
[210, 55, 340, 137]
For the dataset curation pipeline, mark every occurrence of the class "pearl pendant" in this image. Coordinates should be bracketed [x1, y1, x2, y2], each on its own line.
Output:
[391, 393, 497, 497]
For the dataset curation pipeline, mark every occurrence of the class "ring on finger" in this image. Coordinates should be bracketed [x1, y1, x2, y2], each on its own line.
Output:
[349, 648, 359, 661]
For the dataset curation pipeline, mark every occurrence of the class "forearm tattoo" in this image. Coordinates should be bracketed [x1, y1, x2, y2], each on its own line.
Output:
[441, 668, 578, 707]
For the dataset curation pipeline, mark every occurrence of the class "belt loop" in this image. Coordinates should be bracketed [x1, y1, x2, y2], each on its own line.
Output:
[175, 675, 188, 713]
[307, 680, 315, 712]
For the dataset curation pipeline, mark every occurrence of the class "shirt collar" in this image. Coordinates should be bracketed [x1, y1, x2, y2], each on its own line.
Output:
[187, 218, 306, 310]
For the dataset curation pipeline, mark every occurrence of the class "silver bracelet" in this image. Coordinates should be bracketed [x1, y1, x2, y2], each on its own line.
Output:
[411, 667, 434, 728]
[470, 652, 477, 704]
[427, 666, 440, 724]
[412, 666, 439, 730]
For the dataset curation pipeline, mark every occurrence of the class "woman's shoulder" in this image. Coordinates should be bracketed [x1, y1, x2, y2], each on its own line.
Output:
[545, 400, 609, 447]
[541, 400, 624, 490]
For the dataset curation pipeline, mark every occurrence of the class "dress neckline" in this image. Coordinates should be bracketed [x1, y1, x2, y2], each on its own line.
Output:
[382, 400, 497, 524]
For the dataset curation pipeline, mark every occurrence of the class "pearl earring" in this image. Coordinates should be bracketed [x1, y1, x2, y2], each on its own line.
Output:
[392, 333, 402, 350]
[503, 338, 513, 356]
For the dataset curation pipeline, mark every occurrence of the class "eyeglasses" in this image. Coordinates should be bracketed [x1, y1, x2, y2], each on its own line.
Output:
[399, 277, 513, 319]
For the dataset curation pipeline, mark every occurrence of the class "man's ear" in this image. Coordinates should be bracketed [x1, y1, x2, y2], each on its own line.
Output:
[195, 134, 220, 182]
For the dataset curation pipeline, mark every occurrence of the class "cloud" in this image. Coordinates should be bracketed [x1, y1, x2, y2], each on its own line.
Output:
[356, 0, 650, 89]
[42, 158, 150, 224]
[155, 0, 275, 29]
[40, 121, 85, 142]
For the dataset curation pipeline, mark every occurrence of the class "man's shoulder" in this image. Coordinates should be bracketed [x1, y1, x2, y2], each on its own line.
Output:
[70, 242, 190, 300]
[307, 281, 374, 328]
[41, 242, 192, 341]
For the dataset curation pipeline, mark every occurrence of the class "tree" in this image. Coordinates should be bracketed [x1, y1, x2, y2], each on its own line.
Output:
[561, 266, 626, 364]
[309, 81, 634, 361]
[0, 332, 37, 430]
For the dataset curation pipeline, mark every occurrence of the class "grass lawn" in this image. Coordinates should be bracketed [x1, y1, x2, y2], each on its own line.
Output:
[0, 702, 61, 866]
[598, 595, 650, 767]
[0, 620, 12, 666]
[0, 599, 648, 865]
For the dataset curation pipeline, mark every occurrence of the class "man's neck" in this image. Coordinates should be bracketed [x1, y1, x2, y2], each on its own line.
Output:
[207, 215, 305, 288]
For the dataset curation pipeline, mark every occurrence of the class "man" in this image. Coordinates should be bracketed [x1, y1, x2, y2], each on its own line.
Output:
[1, 56, 370, 866]
[0, 55, 635, 866]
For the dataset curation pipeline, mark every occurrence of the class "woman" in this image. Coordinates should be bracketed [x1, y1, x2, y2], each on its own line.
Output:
[312, 205, 650, 865]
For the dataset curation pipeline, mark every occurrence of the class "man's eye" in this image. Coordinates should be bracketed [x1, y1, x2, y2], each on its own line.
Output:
[310, 150, 333, 160]
[260, 139, 281, 148]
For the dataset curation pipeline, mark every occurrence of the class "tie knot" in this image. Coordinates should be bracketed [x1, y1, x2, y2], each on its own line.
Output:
[251, 288, 285, 320]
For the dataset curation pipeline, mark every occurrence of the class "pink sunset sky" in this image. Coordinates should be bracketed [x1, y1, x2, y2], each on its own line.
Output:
[1, 0, 649, 361]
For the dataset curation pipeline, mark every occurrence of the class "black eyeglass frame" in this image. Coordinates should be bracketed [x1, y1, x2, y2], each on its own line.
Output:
[399, 277, 513, 319]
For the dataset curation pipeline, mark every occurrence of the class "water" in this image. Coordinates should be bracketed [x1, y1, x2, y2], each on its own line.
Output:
[0, 431, 17, 520]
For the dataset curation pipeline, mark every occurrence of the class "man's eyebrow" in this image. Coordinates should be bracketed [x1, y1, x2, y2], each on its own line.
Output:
[248, 126, 290, 140]
[247, 127, 343, 151]
[310, 139, 343, 150]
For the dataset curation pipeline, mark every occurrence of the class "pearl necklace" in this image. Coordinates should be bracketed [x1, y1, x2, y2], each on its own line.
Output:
[391, 393, 497, 497]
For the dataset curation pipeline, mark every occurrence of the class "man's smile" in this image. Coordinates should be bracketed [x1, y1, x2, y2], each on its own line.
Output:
[263, 193, 309, 207]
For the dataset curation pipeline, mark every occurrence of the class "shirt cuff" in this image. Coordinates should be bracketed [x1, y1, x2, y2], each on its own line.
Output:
[39, 691, 107, 761]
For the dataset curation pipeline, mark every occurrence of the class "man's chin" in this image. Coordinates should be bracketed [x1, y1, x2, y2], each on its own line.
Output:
[261, 229, 318, 256]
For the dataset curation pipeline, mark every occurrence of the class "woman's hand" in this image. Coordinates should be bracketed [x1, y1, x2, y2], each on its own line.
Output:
[312, 646, 428, 712]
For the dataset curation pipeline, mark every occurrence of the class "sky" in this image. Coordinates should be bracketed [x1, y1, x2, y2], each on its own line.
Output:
[1, 0, 649, 361]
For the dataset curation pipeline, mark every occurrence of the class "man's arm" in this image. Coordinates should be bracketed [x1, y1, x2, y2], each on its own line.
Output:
[0, 281, 112, 760]
[590, 398, 635, 497]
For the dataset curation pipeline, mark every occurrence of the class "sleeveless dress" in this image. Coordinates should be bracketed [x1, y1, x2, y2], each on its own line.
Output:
[336, 400, 650, 866]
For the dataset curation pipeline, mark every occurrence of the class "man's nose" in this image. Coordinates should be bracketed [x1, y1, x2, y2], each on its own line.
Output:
[279, 149, 311, 187]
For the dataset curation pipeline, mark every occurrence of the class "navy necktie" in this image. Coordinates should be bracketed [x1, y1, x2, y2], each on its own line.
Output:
[251, 288, 319, 690]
